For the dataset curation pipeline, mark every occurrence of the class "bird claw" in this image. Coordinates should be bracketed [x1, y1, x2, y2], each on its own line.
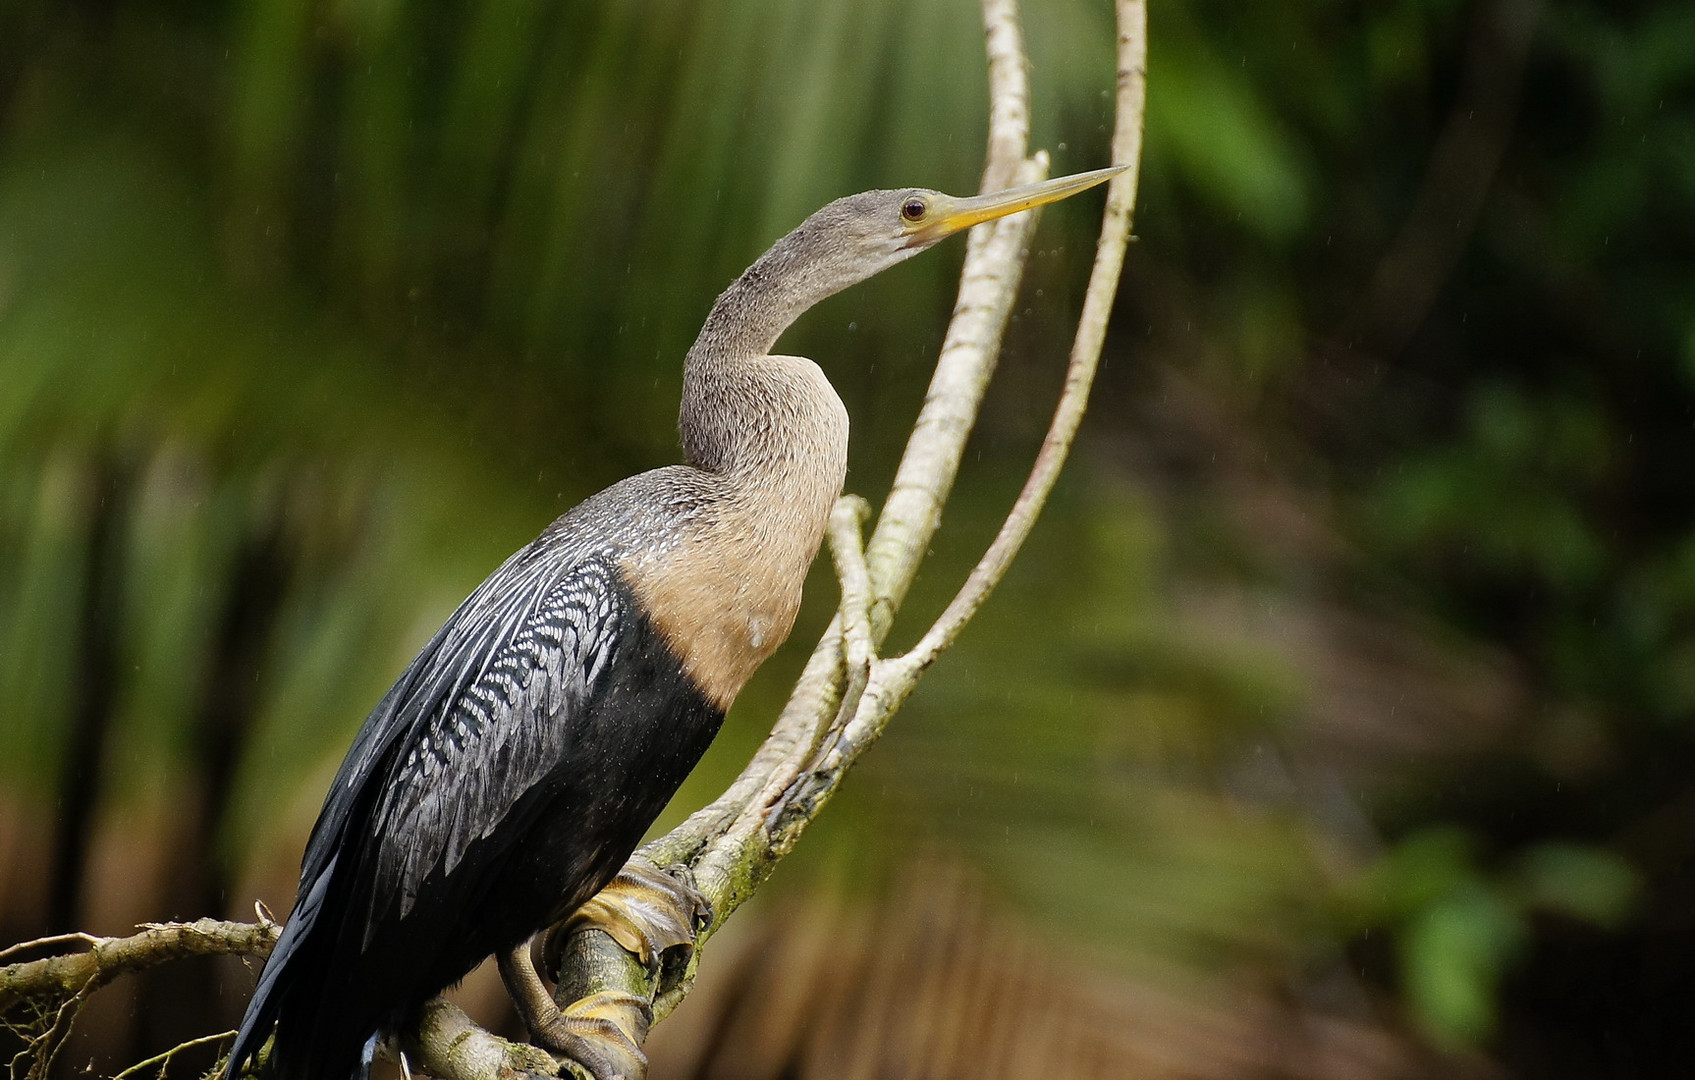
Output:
[530, 991, 650, 1080]
[501, 863, 708, 1079]
[499, 942, 651, 1080]
[555, 861, 711, 969]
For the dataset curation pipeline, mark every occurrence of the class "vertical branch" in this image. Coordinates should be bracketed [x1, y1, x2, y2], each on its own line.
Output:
[859, 0, 1037, 634]
[980, 0, 1032, 194]
[898, 0, 1147, 674]
[753, 0, 1149, 844]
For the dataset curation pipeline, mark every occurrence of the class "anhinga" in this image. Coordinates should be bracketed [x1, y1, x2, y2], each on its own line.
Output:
[227, 165, 1119, 1080]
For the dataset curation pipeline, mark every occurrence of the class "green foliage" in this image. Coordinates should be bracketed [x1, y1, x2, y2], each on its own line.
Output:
[1365, 381, 1612, 596]
[1145, 8, 1313, 242]
[1345, 829, 1636, 1045]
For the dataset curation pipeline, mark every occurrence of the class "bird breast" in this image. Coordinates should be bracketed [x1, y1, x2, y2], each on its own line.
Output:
[624, 355, 848, 710]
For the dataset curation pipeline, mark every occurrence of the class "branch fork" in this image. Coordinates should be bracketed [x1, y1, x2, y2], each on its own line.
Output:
[538, 3, 1147, 1074]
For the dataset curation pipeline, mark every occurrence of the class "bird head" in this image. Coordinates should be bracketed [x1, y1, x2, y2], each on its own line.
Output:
[691, 164, 1125, 364]
[759, 165, 1125, 305]
[890, 164, 1126, 252]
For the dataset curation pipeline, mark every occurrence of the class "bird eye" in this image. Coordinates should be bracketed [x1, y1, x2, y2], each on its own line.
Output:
[900, 197, 928, 222]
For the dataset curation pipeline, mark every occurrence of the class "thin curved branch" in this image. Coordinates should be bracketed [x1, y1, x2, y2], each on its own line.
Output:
[636, 0, 1047, 883]
[899, 0, 1147, 677]
[544, 0, 1147, 1066]
[826, 495, 875, 740]
[0, 934, 100, 965]
[110, 1030, 238, 1080]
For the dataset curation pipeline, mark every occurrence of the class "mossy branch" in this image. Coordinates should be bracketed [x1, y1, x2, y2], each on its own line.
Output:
[0, 917, 278, 1080]
[0, 918, 279, 1014]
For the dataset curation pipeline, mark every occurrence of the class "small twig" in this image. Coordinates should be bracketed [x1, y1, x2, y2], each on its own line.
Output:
[24, 993, 83, 1080]
[826, 495, 876, 737]
[109, 1029, 237, 1080]
[0, 934, 100, 965]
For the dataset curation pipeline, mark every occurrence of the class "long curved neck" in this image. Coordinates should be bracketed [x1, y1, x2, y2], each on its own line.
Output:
[638, 235, 852, 710]
[687, 241, 817, 371]
[679, 231, 850, 476]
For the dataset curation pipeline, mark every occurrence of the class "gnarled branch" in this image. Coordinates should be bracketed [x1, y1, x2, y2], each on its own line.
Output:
[0, 918, 278, 1013]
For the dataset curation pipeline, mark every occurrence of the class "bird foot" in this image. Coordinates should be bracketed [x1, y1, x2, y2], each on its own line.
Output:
[498, 946, 650, 1080]
[559, 860, 712, 968]
[530, 991, 651, 1080]
[500, 864, 708, 1077]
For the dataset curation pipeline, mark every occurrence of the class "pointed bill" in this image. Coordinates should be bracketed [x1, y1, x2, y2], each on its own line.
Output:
[916, 165, 1126, 244]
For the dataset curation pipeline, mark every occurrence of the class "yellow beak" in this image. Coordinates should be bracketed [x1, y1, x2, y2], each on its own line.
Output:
[913, 164, 1126, 244]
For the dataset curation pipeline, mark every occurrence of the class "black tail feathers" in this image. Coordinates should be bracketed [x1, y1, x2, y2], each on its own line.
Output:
[226, 858, 371, 1080]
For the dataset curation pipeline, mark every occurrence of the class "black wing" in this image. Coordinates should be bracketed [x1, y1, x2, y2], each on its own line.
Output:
[361, 554, 624, 924]
[230, 546, 627, 1078]
[317, 549, 625, 926]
